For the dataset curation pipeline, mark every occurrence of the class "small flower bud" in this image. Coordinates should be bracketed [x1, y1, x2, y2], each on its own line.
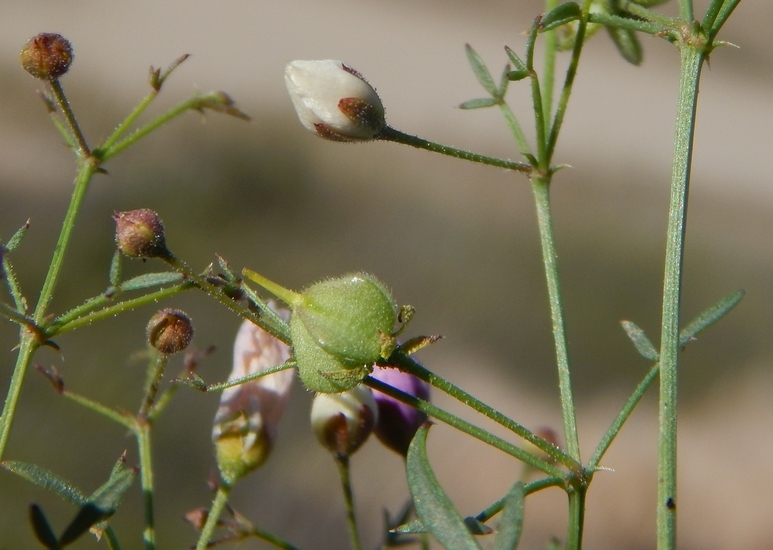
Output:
[370, 366, 430, 456]
[212, 308, 294, 483]
[311, 385, 378, 457]
[20, 33, 73, 80]
[113, 209, 170, 259]
[285, 60, 386, 142]
[146, 309, 194, 354]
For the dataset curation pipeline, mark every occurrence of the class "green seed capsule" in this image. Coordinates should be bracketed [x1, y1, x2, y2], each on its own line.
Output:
[243, 270, 398, 393]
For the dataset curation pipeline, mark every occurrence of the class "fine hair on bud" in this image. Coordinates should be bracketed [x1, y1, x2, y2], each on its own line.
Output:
[20, 33, 73, 80]
[113, 209, 170, 259]
[147, 309, 194, 355]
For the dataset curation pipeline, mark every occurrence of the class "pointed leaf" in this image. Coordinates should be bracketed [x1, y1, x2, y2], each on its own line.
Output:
[679, 290, 744, 348]
[108, 250, 122, 288]
[506, 70, 530, 82]
[541, 2, 582, 32]
[459, 98, 499, 110]
[5, 219, 31, 252]
[30, 505, 59, 549]
[464, 517, 493, 535]
[504, 46, 527, 73]
[58, 462, 137, 546]
[606, 26, 642, 65]
[465, 44, 498, 97]
[621, 320, 659, 361]
[2, 461, 87, 505]
[494, 482, 525, 550]
[406, 424, 482, 549]
[119, 272, 184, 292]
[498, 64, 511, 97]
[392, 518, 425, 534]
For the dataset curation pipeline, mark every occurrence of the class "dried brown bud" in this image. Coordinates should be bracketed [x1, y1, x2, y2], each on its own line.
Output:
[114, 209, 170, 259]
[147, 309, 194, 354]
[20, 33, 73, 80]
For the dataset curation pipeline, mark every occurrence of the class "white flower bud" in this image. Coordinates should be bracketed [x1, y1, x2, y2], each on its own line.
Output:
[212, 306, 294, 483]
[284, 60, 386, 142]
[310, 385, 378, 457]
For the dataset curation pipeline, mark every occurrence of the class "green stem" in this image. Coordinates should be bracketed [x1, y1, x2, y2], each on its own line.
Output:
[541, 0, 559, 138]
[474, 476, 563, 523]
[196, 482, 232, 550]
[335, 455, 361, 550]
[99, 96, 204, 162]
[619, 1, 679, 27]
[498, 102, 532, 158]
[48, 282, 194, 337]
[165, 256, 291, 345]
[203, 362, 295, 392]
[364, 377, 566, 478]
[139, 353, 168, 420]
[587, 12, 665, 36]
[588, 363, 659, 470]
[99, 92, 158, 153]
[678, 0, 694, 22]
[48, 79, 90, 158]
[34, 162, 98, 324]
[0, 336, 38, 460]
[136, 422, 156, 550]
[545, 0, 592, 163]
[63, 391, 134, 429]
[566, 487, 586, 550]
[656, 44, 704, 550]
[390, 353, 579, 473]
[378, 127, 531, 173]
[529, 177, 580, 462]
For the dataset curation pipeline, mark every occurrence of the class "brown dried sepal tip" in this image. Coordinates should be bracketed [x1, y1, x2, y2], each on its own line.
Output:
[20, 33, 73, 80]
[114, 209, 170, 259]
[147, 309, 194, 355]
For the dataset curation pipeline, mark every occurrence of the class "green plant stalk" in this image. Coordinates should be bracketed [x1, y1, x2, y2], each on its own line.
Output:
[139, 353, 168, 420]
[63, 391, 134, 429]
[49, 79, 90, 157]
[475, 476, 563, 522]
[136, 422, 156, 550]
[48, 282, 194, 337]
[657, 44, 704, 550]
[378, 127, 531, 173]
[679, 0, 694, 22]
[587, 12, 665, 35]
[0, 158, 98, 461]
[196, 482, 231, 550]
[566, 487, 586, 550]
[335, 455, 361, 550]
[541, 0, 559, 138]
[166, 256, 290, 345]
[388, 353, 579, 473]
[105, 526, 123, 550]
[619, 1, 679, 27]
[530, 177, 580, 462]
[589, 363, 659, 470]
[545, 0, 592, 163]
[499, 102, 531, 158]
[364, 377, 565, 478]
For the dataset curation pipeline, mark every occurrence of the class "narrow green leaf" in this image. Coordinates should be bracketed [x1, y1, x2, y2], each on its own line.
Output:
[59, 504, 104, 546]
[606, 26, 642, 65]
[459, 98, 499, 110]
[59, 463, 137, 546]
[541, 2, 582, 32]
[465, 44, 498, 96]
[504, 46, 527, 73]
[30, 505, 59, 549]
[679, 290, 744, 347]
[391, 518, 424, 534]
[498, 64, 511, 97]
[621, 320, 659, 361]
[494, 482, 525, 550]
[119, 272, 183, 292]
[406, 424, 482, 550]
[506, 70, 530, 82]
[2, 461, 87, 505]
[5, 219, 31, 252]
[109, 250, 122, 288]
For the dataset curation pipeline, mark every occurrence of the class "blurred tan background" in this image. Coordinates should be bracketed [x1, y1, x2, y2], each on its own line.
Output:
[1, 1, 772, 548]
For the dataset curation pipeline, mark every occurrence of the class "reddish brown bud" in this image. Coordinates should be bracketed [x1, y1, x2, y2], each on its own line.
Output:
[147, 309, 194, 354]
[20, 33, 73, 80]
[114, 209, 170, 259]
